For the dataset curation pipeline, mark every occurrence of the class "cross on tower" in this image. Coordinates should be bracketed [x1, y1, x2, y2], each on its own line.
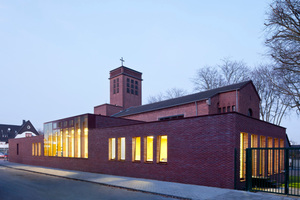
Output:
[120, 57, 125, 66]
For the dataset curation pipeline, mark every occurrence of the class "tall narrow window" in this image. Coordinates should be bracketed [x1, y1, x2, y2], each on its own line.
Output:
[35, 143, 38, 156]
[38, 142, 41, 156]
[158, 135, 167, 163]
[268, 137, 273, 175]
[260, 136, 266, 176]
[32, 143, 35, 156]
[57, 129, 62, 157]
[109, 138, 116, 160]
[145, 136, 154, 162]
[274, 138, 279, 174]
[280, 139, 284, 171]
[17, 144, 19, 155]
[132, 137, 141, 161]
[69, 127, 75, 157]
[251, 134, 258, 176]
[63, 128, 68, 157]
[240, 132, 248, 179]
[118, 137, 125, 161]
[232, 105, 236, 111]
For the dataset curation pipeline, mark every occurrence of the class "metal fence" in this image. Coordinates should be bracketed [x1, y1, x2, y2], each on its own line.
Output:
[246, 147, 300, 197]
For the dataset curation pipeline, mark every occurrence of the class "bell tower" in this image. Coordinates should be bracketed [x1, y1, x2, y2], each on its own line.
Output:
[109, 64, 142, 109]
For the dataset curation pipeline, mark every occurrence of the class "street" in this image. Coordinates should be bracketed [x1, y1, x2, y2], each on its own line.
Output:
[0, 165, 177, 200]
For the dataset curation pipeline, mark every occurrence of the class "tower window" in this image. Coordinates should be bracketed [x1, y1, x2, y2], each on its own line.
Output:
[113, 78, 119, 94]
[248, 109, 253, 117]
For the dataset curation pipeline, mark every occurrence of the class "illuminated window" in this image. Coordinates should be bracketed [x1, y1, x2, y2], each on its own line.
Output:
[32, 143, 35, 156]
[38, 143, 41, 156]
[63, 128, 68, 157]
[158, 135, 167, 163]
[109, 138, 116, 160]
[260, 136, 266, 176]
[145, 136, 154, 162]
[35, 143, 38, 156]
[274, 138, 279, 173]
[240, 132, 248, 179]
[75, 118, 81, 158]
[251, 134, 258, 176]
[280, 139, 284, 171]
[118, 137, 126, 160]
[57, 129, 62, 157]
[52, 131, 58, 156]
[44, 116, 88, 159]
[69, 127, 74, 157]
[268, 137, 273, 175]
[132, 137, 141, 161]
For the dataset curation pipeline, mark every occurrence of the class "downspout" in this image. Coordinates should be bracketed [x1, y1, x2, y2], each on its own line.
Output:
[195, 101, 198, 116]
[236, 89, 239, 112]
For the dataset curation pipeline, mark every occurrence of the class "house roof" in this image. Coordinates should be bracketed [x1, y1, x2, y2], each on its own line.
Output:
[0, 120, 39, 142]
[112, 80, 253, 117]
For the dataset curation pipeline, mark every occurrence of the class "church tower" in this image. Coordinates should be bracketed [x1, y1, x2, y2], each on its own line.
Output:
[109, 65, 142, 109]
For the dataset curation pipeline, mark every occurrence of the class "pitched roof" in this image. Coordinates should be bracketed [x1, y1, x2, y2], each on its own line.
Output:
[112, 80, 253, 117]
[0, 120, 39, 142]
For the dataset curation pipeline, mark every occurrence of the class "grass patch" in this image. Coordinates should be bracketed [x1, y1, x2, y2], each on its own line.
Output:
[289, 176, 300, 189]
[281, 176, 300, 189]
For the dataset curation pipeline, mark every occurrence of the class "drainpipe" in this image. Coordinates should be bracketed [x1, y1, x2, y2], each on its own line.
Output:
[236, 89, 239, 112]
[195, 101, 198, 116]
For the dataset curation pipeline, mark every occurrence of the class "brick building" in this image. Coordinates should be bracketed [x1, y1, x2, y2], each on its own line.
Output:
[8, 65, 286, 190]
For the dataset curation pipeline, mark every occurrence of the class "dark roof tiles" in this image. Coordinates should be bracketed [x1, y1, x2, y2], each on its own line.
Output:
[112, 80, 252, 117]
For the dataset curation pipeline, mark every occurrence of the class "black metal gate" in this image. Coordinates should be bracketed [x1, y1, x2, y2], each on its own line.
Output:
[246, 147, 300, 196]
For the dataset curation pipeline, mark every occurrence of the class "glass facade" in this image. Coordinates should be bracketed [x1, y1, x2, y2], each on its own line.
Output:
[44, 115, 88, 158]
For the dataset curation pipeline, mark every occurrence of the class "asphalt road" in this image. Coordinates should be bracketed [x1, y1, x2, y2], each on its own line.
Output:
[0, 166, 177, 200]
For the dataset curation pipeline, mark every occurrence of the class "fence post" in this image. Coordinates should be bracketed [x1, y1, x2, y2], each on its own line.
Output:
[246, 148, 252, 191]
[284, 149, 289, 195]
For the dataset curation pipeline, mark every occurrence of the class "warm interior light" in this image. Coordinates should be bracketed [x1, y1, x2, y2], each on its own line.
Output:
[146, 136, 153, 161]
[160, 136, 167, 162]
[135, 137, 141, 161]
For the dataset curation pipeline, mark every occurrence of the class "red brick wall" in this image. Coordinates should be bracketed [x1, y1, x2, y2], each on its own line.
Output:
[94, 104, 123, 116]
[110, 67, 142, 109]
[238, 83, 260, 119]
[8, 113, 285, 190]
[122, 101, 209, 121]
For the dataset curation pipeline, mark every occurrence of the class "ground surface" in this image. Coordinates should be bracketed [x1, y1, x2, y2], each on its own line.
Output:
[0, 166, 178, 200]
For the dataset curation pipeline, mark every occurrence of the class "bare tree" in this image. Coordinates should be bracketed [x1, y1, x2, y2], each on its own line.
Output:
[147, 88, 188, 104]
[192, 66, 224, 91]
[219, 58, 250, 85]
[147, 92, 165, 104]
[251, 65, 291, 125]
[192, 59, 291, 125]
[192, 58, 249, 91]
[265, 0, 300, 113]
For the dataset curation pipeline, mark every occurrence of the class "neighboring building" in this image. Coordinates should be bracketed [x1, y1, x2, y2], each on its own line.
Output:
[0, 120, 39, 153]
[9, 65, 286, 190]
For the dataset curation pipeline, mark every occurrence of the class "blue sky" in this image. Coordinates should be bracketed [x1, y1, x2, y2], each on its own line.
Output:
[0, 0, 299, 143]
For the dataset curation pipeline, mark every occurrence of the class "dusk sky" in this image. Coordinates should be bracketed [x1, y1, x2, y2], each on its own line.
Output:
[1, 1, 299, 143]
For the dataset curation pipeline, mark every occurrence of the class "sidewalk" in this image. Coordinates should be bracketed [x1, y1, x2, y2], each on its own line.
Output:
[0, 160, 298, 200]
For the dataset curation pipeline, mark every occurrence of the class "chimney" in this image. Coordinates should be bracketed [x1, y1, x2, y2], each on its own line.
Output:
[23, 120, 26, 125]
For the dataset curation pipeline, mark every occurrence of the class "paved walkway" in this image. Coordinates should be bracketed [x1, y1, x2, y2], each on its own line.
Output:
[0, 160, 298, 200]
